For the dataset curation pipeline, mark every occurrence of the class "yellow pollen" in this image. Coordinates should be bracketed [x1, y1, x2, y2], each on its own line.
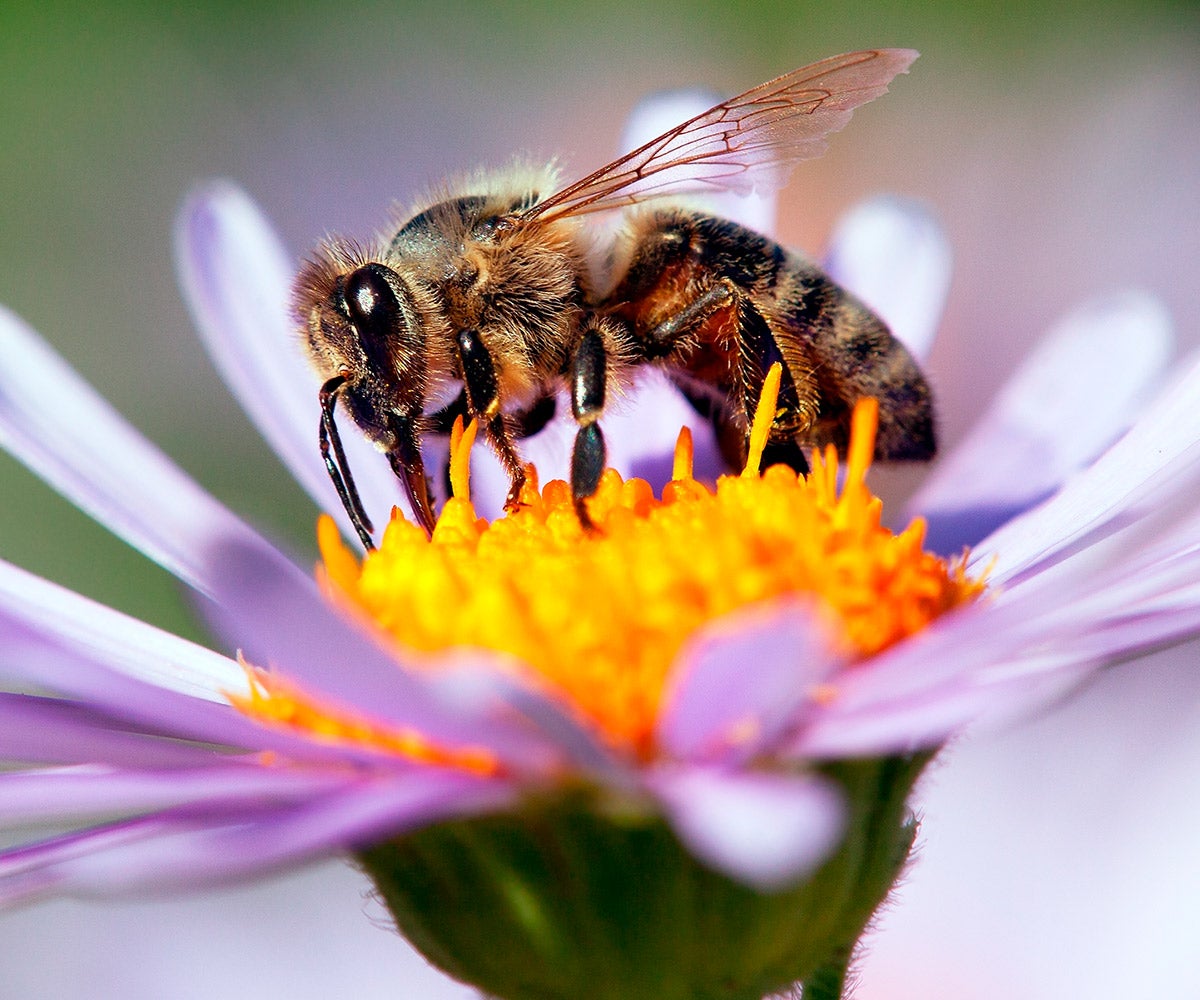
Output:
[227, 660, 501, 777]
[242, 365, 984, 764]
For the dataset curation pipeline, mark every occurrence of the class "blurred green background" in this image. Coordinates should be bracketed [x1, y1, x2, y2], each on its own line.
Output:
[2, 4, 1200, 999]
[2, 0, 1197, 642]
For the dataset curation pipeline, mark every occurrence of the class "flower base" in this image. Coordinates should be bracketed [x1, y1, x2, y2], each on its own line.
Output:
[357, 756, 926, 1000]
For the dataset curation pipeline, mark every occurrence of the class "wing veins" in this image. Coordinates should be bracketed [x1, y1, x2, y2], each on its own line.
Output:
[517, 48, 917, 225]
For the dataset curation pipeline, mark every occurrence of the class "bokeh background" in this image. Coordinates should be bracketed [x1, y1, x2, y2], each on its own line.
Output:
[2, 2, 1198, 997]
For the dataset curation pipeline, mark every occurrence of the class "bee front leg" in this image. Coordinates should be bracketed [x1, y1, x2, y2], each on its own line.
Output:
[456, 329, 526, 508]
[431, 379, 557, 507]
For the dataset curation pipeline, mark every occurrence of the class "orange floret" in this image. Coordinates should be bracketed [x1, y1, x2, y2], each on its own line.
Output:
[298, 366, 983, 761]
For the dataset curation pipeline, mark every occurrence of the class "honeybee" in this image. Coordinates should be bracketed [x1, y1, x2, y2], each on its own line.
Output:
[296, 48, 934, 548]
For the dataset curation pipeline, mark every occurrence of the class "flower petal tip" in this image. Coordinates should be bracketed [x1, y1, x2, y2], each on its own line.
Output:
[659, 601, 841, 763]
[650, 766, 846, 891]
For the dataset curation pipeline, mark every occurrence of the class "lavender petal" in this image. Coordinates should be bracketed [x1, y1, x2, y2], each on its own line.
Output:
[0, 557, 245, 701]
[0, 307, 293, 599]
[657, 600, 842, 764]
[976, 340, 1200, 588]
[0, 771, 513, 904]
[0, 693, 237, 768]
[0, 763, 352, 827]
[0, 559, 421, 765]
[913, 292, 1173, 554]
[200, 534, 571, 772]
[797, 508, 1200, 757]
[175, 183, 403, 540]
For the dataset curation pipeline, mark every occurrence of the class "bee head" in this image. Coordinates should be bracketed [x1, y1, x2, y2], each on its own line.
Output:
[294, 244, 442, 542]
[295, 247, 429, 442]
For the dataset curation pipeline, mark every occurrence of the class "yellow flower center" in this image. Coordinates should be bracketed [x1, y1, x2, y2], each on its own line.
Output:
[244, 366, 977, 764]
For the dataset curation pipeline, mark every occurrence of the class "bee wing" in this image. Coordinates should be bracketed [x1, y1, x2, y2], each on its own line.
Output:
[519, 49, 917, 225]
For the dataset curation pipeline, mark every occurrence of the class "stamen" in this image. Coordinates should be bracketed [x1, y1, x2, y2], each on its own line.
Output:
[671, 426, 694, 482]
[742, 362, 783, 478]
[449, 416, 478, 501]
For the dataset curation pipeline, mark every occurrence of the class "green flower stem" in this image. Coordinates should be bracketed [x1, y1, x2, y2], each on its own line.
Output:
[358, 754, 930, 1000]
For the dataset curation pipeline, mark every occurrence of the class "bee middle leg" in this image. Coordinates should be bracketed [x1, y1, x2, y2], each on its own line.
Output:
[568, 317, 636, 529]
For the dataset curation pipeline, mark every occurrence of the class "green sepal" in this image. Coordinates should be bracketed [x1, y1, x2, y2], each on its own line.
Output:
[357, 753, 929, 1000]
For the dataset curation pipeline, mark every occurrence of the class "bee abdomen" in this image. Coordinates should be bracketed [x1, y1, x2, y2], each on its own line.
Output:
[799, 290, 936, 461]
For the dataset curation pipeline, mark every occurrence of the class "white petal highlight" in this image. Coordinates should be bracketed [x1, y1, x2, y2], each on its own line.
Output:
[824, 196, 950, 361]
[649, 766, 844, 891]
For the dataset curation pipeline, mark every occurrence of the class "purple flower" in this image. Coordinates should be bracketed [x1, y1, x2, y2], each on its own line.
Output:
[0, 85, 1197, 1000]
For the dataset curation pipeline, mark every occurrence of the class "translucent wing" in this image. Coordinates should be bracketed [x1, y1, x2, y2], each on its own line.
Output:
[519, 49, 917, 225]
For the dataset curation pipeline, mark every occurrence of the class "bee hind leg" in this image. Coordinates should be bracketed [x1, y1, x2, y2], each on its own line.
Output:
[670, 378, 810, 477]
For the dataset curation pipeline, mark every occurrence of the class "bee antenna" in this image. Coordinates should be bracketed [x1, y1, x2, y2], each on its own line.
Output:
[319, 375, 377, 550]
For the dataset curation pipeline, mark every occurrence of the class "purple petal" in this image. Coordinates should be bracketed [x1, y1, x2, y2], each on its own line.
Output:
[796, 663, 1084, 758]
[657, 601, 842, 764]
[647, 765, 844, 890]
[789, 412, 1200, 759]
[0, 559, 414, 765]
[0, 557, 266, 750]
[976, 338, 1200, 588]
[824, 197, 950, 361]
[0, 557, 245, 701]
[0, 307, 291, 598]
[786, 593, 1070, 758]
[0, 771, 512, 903]
[199, 534, 571, 773]
[174, 183, 404, 540]
[982, 510, 1200, 691]
[428, 663, 627, 780]
[0, 763, 350, 826]
[0, 694, 236, 768]
[620, 89, 777, 234]
[792, 625, 1086, 757]
[789, 624, 997, 757]
[795, 519, 1200, 758]
[913, 292, 1173, 554]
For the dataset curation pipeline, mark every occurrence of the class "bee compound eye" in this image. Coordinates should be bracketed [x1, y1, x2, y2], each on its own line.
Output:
[343, 265, 399, 332]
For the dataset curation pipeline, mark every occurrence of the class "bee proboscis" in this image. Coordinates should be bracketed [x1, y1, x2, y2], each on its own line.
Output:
[295, 48, 934, 547]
